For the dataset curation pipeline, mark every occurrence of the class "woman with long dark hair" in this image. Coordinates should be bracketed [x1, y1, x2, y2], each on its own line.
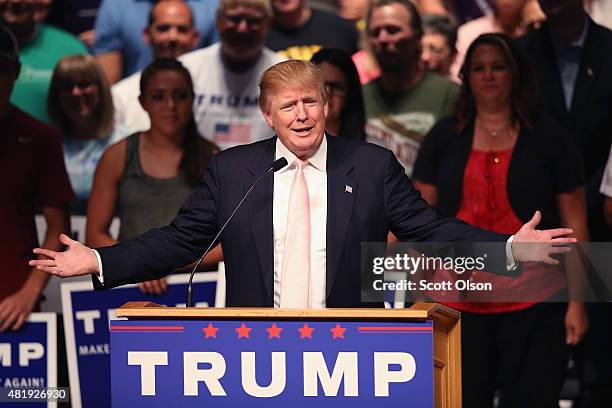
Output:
[86, 58, 221, 294]
[311, 47, 366, 140]
[413, 33, 588, 407]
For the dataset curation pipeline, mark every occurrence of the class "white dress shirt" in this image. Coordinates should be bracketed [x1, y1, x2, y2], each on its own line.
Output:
[273, 137, 328, 308]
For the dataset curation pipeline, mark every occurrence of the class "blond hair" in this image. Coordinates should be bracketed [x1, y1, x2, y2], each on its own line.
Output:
[47, 55, 114, 139]
[258, 60, 329, 113]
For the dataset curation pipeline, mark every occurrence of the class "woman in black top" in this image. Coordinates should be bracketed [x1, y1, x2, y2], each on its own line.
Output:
[413, 33, 589, 408]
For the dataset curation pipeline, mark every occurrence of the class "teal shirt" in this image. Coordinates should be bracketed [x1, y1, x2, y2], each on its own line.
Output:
[11, 24, 88, 125]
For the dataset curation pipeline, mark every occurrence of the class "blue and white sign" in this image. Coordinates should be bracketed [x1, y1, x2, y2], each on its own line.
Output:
[62, 270, 223, 408]
[110, 318, 434, 407]
[0, 313, 57, 408]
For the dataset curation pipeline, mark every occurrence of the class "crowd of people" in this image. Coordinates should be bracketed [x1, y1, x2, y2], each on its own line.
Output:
[2, 0, 612, 406]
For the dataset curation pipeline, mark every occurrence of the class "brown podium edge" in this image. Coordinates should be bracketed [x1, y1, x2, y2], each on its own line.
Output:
[116, 301, 461, 408]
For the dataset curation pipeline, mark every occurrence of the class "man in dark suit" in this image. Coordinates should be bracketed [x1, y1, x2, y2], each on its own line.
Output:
[519, 3, 612, 404]
[30, 60, 575, 308]
[519, 0, 612, 241]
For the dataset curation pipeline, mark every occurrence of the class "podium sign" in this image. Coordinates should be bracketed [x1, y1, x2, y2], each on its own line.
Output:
[0, 313, 57, 408]
[62, 272, 221, 408]
[110, 319, 434, 407]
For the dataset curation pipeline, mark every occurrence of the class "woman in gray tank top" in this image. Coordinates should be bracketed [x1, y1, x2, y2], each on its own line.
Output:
[85, 59, 220, 295]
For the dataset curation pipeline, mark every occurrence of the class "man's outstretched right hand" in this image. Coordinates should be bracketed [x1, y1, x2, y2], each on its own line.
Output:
[29, 234, 100, 278]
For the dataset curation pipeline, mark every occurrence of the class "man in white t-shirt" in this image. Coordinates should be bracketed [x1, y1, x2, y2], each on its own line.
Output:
[180, 0, 284, 149]
[111, 1, 200, 133]
[113, 0, 283, 149]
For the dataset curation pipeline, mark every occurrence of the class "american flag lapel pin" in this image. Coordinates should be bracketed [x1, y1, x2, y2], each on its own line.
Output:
[345, 185, 353, 194]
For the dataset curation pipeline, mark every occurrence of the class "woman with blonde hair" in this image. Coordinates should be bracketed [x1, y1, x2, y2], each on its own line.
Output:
[48, 54, 128, 213]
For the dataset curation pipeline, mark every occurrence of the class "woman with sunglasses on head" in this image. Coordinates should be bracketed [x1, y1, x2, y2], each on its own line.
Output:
[48, 54, 128, 214]
[311, 47, 366, 141]
[85, 58, 221, 295]
[413, 33, 588, 407]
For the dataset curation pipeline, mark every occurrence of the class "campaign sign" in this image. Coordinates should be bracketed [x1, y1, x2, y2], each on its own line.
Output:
[62, 271, 223, 408]
[110, 319, 433, 407]
[0, 313, 57, 408]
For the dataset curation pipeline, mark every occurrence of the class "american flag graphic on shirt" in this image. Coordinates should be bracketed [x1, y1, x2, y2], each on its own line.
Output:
[214, 123, 251, 144]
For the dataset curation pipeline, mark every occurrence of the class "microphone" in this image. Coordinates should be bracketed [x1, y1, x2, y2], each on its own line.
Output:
[186, 157, 288, 307]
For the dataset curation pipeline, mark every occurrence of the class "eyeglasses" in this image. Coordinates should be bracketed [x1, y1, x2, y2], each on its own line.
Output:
[422, 43, 450, 57]
[222, 14, 265, 28]
[325, 81, 347, 96]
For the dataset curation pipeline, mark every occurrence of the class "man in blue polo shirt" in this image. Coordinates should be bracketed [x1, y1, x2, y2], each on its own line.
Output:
[93, 0, 219, 84]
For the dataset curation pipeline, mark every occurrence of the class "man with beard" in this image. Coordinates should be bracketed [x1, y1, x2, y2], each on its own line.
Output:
[363, 0, 459, 175]
[112, 0, 200, 133]
[179, 0, 284, 149]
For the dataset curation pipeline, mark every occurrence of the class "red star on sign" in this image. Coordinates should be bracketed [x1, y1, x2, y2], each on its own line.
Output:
[202, 323, 219, 339]
[266, 323, 283, 339]
[298, 323, 315, 339]
[235, 323, 252, 339]
[330, 323, 347, 339]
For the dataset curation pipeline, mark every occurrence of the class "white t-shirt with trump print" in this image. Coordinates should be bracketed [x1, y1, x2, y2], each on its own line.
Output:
[180, 43, 285, 150]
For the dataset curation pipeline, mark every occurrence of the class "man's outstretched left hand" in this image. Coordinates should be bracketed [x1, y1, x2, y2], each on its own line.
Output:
[512, 211, 576, 265]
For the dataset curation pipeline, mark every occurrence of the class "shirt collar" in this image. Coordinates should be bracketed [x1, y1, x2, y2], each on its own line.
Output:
[275, 134, 328, 173]
[551, 16, 589, 50]
[574, 17, 589, 48]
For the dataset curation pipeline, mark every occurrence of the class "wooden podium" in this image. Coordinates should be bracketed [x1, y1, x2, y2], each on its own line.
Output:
[115, 302, 461, 407]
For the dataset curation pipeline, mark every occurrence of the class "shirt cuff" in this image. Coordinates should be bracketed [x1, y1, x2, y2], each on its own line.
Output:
[92, 249, 104, 285]
[506, 235, 518, 272]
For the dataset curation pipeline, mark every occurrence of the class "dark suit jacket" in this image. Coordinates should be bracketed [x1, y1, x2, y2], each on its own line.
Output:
[518, 19, 612, 239]
[96, 136, 507, 307]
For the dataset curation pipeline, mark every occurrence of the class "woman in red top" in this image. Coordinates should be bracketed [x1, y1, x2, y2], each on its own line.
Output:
[413, 33, 589, 407]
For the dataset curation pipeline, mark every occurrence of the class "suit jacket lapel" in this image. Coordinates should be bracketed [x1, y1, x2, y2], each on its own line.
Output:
[325, 136, 356, 301]
[245, 138, 276, 298]
[530, 26, 568, 116]
[571, 19, 604, 115]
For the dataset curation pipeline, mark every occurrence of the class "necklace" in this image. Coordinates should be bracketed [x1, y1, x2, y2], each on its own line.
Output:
[476, 118, 513, 166]
[476, 118, 510, 138]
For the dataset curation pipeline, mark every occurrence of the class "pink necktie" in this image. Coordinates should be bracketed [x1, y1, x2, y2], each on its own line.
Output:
[280, 159, 311, 308]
